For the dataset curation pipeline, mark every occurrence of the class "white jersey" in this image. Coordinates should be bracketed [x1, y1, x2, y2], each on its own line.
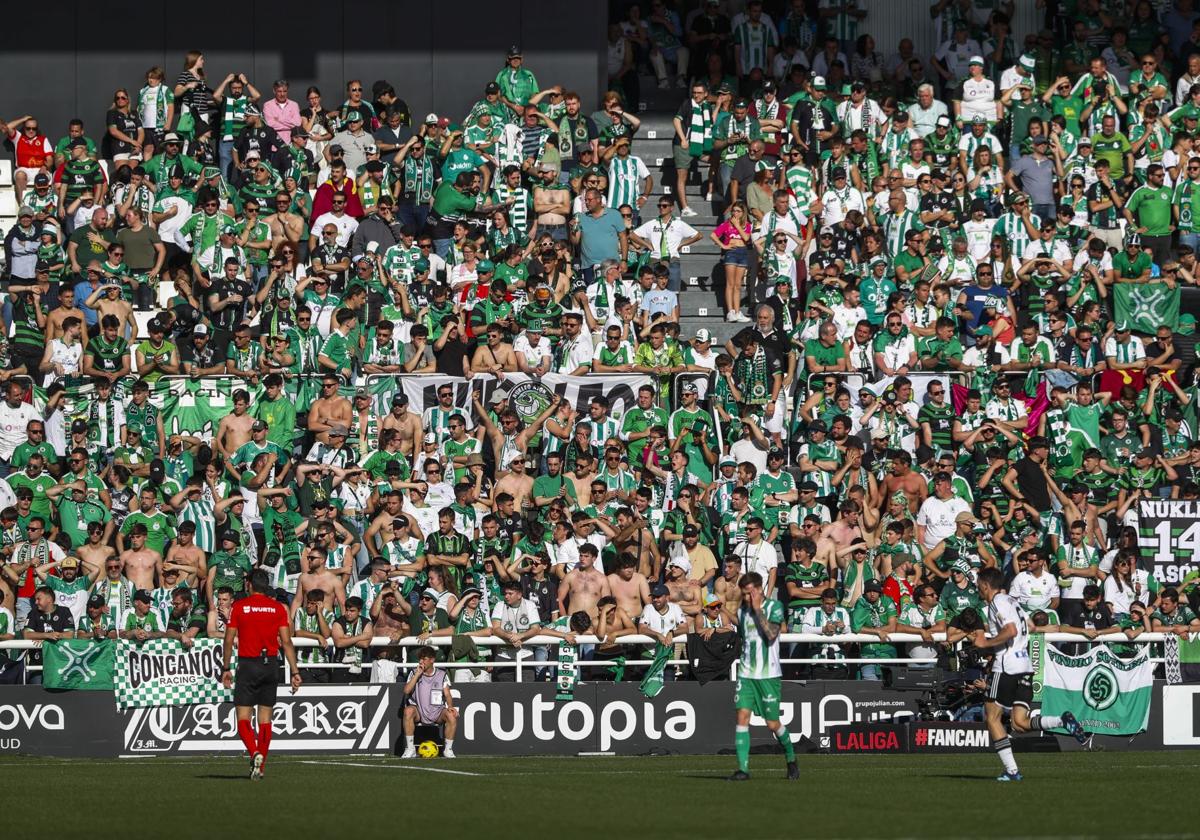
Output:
[986, 592, 1032, 675]
[1009, 570, 1059, 613]
[638, 602, 687, 637]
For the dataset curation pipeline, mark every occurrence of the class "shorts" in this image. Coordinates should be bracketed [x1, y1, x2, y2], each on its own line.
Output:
[734, 676, 781, 720]
[113, 152, 142, 162]
[672, 143, 699, 170]
[987, 670, 1032, 710]
[17, 166, 42, 183]
[233, 656, 281, 707]
[724, 246, 749, 267]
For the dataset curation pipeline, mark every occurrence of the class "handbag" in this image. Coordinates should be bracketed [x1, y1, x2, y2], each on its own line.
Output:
[176, 111, 196, 139]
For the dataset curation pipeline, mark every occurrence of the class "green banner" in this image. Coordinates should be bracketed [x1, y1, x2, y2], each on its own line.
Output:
[1040, 644, 1153, 735]
[42, 639, 116, 690]
[1113, 281, 1180, 334]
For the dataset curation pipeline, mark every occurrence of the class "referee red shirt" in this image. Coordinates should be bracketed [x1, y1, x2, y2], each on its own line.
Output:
[229, 594, 289, 657]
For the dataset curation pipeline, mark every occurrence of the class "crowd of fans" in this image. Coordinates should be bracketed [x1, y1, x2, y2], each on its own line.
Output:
[2, 0, 1200, 686]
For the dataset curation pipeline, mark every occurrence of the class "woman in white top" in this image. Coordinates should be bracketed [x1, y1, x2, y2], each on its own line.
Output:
[956, 57, 998, 125]
[1102, 552, 1156, 617]
[448, 242, 481, 292]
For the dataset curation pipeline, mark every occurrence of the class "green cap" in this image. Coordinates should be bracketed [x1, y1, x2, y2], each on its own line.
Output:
[975, 325, 993, 336]
[1180, 314, 1196, 335]
[528, 319, 545, 332]
[839, 83, 853, 96]
[201, 166, 221, 179]
[345, 109, 362, 122]
[413, 258, 430, 273]
[951, 559, 972, 575]
[448, 122, 463, 133]
[478, 259, 495, 273]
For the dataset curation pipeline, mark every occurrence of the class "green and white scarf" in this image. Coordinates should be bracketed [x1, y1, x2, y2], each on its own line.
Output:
[735, 345, 770, 405]
[639, 642, 673, 698]
[555, 643, 579, 700]
[687, 100, 714, 156]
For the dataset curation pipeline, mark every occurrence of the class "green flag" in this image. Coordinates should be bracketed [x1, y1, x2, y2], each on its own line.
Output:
[638, 643, 674, 698]
[1033, 642, 1152, 735]
[42, 639, 116, 690]
[1113, 281, 1180, 334]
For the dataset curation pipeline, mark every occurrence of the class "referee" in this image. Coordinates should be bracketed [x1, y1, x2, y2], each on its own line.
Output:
[221, 569, 303, 780]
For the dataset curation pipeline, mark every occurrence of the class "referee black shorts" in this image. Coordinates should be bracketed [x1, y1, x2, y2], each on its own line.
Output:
[987, 671, 1033, 711]
[234, 657, 282, 707]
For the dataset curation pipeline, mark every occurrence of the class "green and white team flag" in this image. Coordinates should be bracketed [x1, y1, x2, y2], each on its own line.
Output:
[114, 638, 232, 710]
[1113, 281, 1180, 334]
[42, 640, 116, 690]
[1032, 640, 1153, 735]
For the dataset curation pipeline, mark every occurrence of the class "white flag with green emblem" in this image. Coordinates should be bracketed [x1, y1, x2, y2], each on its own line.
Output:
[1032, 640, 1153, 735]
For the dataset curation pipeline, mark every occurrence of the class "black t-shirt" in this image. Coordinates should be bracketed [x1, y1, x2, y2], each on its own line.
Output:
[734, 325, 789, 360]
[435, 337, 471, 377]
[179, 338, 217, 370]
[521, 573, 559, 623]
[1061, 601, 1114, 629]
[235, 126, 281, 163]
[26, 606, 75, 635]
[919, 189, 955, 227]
[209, 277, 254, 331]
[1011, 457, 1052, 512]
[106, 109, 141, 155]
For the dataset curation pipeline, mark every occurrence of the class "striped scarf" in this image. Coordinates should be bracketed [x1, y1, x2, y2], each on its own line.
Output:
[687, 100, 714, 156]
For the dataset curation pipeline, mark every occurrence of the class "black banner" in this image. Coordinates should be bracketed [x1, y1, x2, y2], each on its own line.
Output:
[0, 689, 123, 757]
[1136, 500, 1200, 586]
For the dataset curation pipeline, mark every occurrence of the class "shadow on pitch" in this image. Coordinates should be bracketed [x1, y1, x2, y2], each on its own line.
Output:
[925, 773, 995, 781]
[194, 773, 253, 779]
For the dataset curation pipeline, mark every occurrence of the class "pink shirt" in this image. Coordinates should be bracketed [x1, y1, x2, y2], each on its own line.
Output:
[712, 219, 752, 246]
[262, 97, 302, 143]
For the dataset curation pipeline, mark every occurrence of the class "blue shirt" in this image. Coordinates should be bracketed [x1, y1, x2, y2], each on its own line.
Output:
[577, 207, 624, 268]
[959, 283, 1009, 329]
[74, 279, 101, 327]
[639, 288, 678, 318]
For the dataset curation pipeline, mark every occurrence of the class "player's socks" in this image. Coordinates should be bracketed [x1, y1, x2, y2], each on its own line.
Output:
[735, 725, 750, 773]
[257, 721, 273, 758]
[775, 726, 795, 762]
[445, 738, 454, 751]
[1034, 714, 1063, 731]
[406, 735, 415, 749]
[993, 736, 1018, 775]
[237, 719, 257, 755]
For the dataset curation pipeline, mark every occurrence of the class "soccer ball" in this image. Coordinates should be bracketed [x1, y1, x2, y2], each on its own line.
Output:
[417, 740, 440, 759]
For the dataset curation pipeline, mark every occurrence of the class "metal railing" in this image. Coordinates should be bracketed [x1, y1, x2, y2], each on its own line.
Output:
[1, 632, 1174, 684]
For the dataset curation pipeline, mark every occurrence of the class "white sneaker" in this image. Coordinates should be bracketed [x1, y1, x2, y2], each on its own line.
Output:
[401, 746, 417, 759]
[735, 310, 751, 322]
[704, 190, 713, 201]
[657, 78, 670, 89]
[443, 747, 457, 759]
[726, 311, 740, 322]
[681, 206, 698, 217]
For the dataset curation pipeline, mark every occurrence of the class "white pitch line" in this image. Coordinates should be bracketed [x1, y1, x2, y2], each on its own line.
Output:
[300, 759, 481, 777]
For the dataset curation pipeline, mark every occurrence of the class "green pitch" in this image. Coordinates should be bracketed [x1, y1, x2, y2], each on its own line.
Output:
[3, 751, 1197, 839]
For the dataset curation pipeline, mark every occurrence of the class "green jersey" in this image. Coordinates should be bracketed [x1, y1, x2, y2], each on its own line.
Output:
[737, 597, 784, 679]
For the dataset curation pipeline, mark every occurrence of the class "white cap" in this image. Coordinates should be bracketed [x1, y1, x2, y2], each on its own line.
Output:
[423, 431, 437, 444]
[969, 55, 985, 65]
[367, 240, 379, 254]
[695, 328, 712, 343]
[669, 557, 692, 574]
[425, 112, 439, 124]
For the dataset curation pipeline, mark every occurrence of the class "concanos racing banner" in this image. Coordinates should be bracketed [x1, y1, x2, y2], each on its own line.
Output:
[114, 638, 231, 711]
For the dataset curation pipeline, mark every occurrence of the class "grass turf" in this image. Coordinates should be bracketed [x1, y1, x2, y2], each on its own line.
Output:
[2, 751, 1196, 839]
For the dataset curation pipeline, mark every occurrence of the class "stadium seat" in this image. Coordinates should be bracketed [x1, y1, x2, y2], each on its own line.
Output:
[0, 191, 17, 218]
[0, 160, 11, 187]
[132, 310, 156, 340]
[156, 280, 173, 308]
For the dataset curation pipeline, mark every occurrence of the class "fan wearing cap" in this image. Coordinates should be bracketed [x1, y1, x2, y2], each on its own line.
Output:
[923, 509, 995, 582]
[119, 588, 164, 640]
[75, 591, 117, 640]
[32, 555, 94, 624]
[808, 163, 855, 229]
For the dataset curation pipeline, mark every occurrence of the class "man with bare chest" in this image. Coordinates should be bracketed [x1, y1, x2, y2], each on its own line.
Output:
[119, 528, 162, 592]
[380, 394, 422, 458]
[816, 500, 867, 570]
[265, 202, 305, 248]
[308, 374, 354, 445]
[216, 389, 255, 462]
[557, 544, 611, 624]
[76, 521, 116, 580]
[292, 547, 347, 618]
[664, 557, 701, 616]
[164, 522, 206, 591]
[494, 457, 534, 511]
[882, 451, 927, 516]
[603, 508, 661, 580]
[714, 557, 744, 621]
[565, 453, 596, 509]
[606, 553, 650, 620]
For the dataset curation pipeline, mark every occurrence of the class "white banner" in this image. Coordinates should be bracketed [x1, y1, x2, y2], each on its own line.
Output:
[363, 373, 653, 420]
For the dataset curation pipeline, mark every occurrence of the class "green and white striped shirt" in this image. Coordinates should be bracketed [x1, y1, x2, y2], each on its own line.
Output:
[607, 155, 649, 209]
[737, 597, 784, 679]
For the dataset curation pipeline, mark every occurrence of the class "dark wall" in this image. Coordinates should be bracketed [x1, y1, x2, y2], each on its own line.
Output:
[0, 0, 606, 147]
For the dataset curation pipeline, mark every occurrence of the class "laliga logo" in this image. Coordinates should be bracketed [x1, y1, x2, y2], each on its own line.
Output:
[456, 692, 696, 752]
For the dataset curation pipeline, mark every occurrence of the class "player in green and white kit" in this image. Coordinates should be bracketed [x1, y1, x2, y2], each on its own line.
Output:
[731, 571, 799, 781]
